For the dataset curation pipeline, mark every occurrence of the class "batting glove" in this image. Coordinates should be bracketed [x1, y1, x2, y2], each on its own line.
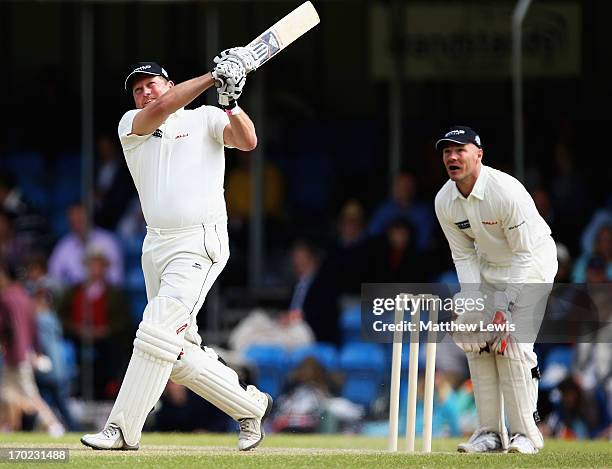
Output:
[214, 47, 261, 74]
[212, 60, 246, 109]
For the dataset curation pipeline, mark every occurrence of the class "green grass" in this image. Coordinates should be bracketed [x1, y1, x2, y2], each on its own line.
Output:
[0, 433, 609, 468]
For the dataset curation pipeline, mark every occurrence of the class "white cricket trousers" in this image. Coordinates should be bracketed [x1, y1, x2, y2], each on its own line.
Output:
[142, 222, 229, 346]
[105, 221, 267, 446]
[469, 235, 558, 448]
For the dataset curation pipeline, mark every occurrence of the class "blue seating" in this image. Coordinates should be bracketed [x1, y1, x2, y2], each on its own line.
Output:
[50, 154, 82, 236]
[2, 152, 50, 212]
[544, 346, 574, 369]
[340, 305, 362, 344]
[120, 235, 145, 266]
[540, 345, 575, 390]
[125, 266, 146, 292]
[244, 345, 288, 398]
[128, 291, 148, 326]
[288, 343, 339, 371]
[3, 152, 45, 178]
[339, 342, 386, 408]
[21, 179, 51, 212]
[51, 182, 80, 210]
[437, 270, 459, 284]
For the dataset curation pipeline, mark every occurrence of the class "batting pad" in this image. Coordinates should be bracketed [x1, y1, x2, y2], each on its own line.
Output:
[107, 297, 187, 446]
[466, 351, 508, 448]
[171, 342, 267, 420]
[495, 343, 543, 449]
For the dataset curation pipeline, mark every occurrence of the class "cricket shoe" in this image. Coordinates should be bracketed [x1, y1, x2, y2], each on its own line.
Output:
[508, 433, 539, 454]
[81, 424, 139, 450]
[457, 429, 504, 453]
[237, 385, 273, 451]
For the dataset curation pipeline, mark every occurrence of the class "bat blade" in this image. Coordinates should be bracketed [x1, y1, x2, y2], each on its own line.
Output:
[247, 1, 320, 69]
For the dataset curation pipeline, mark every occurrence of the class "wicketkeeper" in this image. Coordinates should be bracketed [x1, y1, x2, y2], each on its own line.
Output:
[81, 47, 273, 451]
[434, 126, 558, 454]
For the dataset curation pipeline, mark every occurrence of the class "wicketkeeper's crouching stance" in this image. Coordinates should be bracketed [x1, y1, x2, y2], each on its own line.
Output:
[434, 126, 558, 454]
[81, 47, 273, 451]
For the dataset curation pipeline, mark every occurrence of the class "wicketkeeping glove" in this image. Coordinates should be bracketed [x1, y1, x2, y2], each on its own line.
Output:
[450, 291, 490, 353]
[490, 291, 513, 355]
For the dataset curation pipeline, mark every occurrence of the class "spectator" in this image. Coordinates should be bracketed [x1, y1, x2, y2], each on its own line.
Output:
[57, 246, 131, 399]
[23, 252, 63, 303]
[289, 241, 341, 345]
[320, 200, 368, 296]
[0, 173, 51, 252]
[585, 255, 609, 284]
[48, 203, 124, 288]
[542, 258, 608, 347]
[154, 381, 231, 433]
[335, 199, 366, 248]
[572, 263, 612, 438]
[555, 243, 572, 283]
[21, 252, 76, 429]
[93, 134, 136, 230]
[0, 263, 65, 436]
[550, 142, 591, 253]
[29, 278, 78, 430]
[541, 376, 603, 439]
[271, 357, 345, 433]
[229, 308, 314, 353]
[365, 371, 465, 439]
[365, 219, 423, 283]
[367, 172, 434, 252]
[572, 226, 612, 282]
[0, 209, 30, 268]
[532, 188, 561, 241]
[406, 372, 462, 438]
[580, 196, 612, 255]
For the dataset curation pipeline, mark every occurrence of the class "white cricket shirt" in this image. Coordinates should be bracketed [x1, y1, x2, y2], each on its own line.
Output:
[434, 165, 554, 297]
[118, 106, 230, 228]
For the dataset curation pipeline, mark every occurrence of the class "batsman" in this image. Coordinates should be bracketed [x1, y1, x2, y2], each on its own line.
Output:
[81, 48, 273, 451]
[434, 126, 558, 454]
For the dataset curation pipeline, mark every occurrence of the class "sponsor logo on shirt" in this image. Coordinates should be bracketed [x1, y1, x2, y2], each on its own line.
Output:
[176, 323, 188, 334]
[455, 220, 471, 230]
[508, 220, 526, 230]
[153, 129, 163, 138]
[192, 262, 202, 270]
[482, 220, 498, 225]
[176, 133, 189, 139]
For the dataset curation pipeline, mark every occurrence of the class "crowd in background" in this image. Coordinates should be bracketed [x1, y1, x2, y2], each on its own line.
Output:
[0, 119, 610, 439]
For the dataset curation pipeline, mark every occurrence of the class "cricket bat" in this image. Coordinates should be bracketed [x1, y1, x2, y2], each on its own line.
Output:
[246, 1, 320, 69]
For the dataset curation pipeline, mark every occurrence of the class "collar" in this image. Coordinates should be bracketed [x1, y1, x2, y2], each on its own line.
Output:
[451, 164, 489, 201]
[470, 164, 489, 200]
